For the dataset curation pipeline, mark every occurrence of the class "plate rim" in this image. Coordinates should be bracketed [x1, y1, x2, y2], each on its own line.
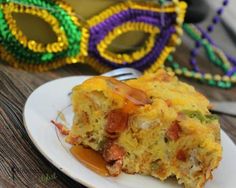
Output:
[23, 76, 236, 188]
[23, 75, 97, 188]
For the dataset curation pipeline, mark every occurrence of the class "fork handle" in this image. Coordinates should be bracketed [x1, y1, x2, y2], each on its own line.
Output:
[211, 102, 236, 117]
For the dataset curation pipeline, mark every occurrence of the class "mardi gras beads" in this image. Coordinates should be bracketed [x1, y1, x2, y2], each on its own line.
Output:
[87, 0, 186, 71]
[0, 0, 88, 71]
[167, 24, 236, 88]
[0, 0, 186, 72]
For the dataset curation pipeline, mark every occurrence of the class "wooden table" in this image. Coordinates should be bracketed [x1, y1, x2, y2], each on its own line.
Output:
[1, 26, 236, 188]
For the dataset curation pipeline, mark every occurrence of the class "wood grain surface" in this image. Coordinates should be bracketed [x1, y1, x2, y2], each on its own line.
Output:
[1, 51, 236, 188]
[1, 20, 236, 188]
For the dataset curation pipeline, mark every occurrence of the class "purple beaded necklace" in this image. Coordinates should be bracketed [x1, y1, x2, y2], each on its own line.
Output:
[88, 7, 178, 70]
[189, 0, 236, 76]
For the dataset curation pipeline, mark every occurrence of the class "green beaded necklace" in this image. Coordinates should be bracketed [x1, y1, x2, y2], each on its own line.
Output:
[166, 24, 236, 89]
[160, 0, 236, 89]
[0, 0, 84, 66]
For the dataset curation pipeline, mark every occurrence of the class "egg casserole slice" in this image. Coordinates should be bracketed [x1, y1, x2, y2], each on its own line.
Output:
[67, 69, 222, 188]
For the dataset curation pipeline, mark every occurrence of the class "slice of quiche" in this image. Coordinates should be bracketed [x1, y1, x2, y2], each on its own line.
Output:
[66, 69, 222, 188]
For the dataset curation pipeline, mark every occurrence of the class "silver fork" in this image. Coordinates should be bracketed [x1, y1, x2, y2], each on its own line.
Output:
[210, 102, 236, 117]
[68, 68, 142, 96]
[101, 67, 142, 81]
[74, 68, 236, 117]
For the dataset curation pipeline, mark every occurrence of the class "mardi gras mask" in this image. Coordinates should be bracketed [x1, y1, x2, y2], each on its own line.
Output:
[0, 0, 187, 72]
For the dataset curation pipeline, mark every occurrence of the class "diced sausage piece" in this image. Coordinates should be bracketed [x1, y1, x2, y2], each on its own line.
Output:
[176, 149, 187, 162]
[106, 159, 123, 176]
[166, 121, 181, 141]
[106, 77, 151, 106]
[51, 120, 70, 135]
[103, 142, 125, 176]
[106, 109, 128, 134]
[105, 132, 119, 139]
[103, 142, 125, 162]
[125, 88, 152, 106]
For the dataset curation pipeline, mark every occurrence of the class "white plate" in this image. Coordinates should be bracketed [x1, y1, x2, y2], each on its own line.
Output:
[23, 76, 236, 188]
